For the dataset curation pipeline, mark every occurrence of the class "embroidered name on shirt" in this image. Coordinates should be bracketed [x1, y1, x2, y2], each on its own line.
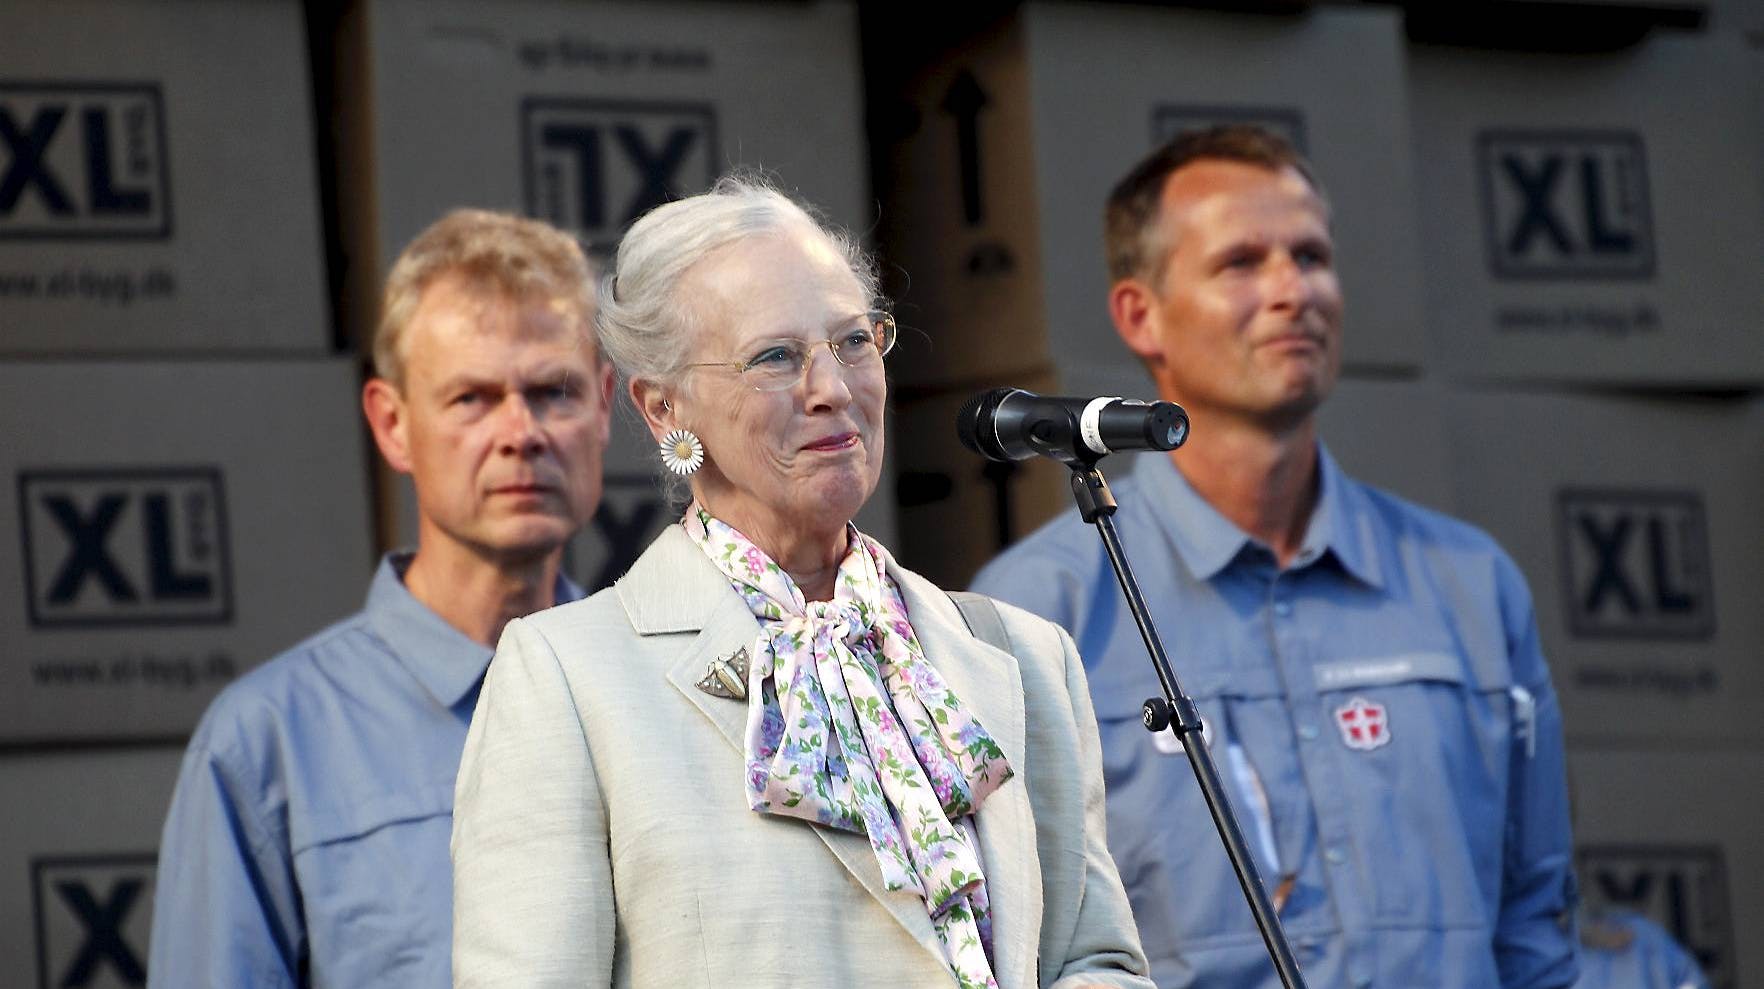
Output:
[1334, 696, 1390, 751]
[1315, 658, 1417, 690]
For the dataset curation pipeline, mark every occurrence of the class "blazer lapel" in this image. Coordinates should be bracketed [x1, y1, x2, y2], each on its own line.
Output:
[662, 596, 764, 755]
[619, 527, 947, 967]
[894, 569, 1040, 989]
[617, 526, 753, 755]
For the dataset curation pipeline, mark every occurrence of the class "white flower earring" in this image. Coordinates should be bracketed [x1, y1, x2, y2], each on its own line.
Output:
[659, 428, 704, 476]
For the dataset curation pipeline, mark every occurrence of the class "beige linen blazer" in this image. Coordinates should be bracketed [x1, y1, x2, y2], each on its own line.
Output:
[452, 526, 1152, 989]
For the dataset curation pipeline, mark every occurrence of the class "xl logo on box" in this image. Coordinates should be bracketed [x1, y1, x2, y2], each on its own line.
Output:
[32, 854, 155, 989]
[1556, 488, 1712, 640]
[1578, 845, 1733, 988]
[0, 82, 171, 240]
[18, 468, 233, 628]
[1478, 130, 1653, 280]
[521, 98, 718, 254]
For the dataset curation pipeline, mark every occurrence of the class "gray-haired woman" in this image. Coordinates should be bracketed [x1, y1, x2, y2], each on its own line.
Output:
[450, 177, 1153, 989]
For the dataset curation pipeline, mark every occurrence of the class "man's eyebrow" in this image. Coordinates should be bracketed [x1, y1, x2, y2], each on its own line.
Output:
[1201, 236, 1266, 261]
[432, 372, 494, 395]
[524, 366, 585, 388]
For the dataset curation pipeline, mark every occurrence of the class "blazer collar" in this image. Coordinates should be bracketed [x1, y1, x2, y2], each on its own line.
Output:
[619, 526, 1038, 987]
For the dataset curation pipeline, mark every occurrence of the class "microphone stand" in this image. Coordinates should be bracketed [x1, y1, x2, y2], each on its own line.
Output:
[1065, 459, 1307, 989]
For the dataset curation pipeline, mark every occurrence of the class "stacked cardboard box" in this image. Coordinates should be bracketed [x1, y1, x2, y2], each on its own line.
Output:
[0, 3, 366, 983]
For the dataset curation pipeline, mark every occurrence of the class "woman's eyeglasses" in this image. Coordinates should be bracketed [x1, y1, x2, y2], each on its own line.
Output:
[684, 310, 897, 393]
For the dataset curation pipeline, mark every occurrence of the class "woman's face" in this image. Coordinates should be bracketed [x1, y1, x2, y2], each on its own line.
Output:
[672, 227, 886, 550]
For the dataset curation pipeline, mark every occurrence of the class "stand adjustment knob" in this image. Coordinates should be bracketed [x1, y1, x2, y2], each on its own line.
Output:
[1142, 697, 1173, 732]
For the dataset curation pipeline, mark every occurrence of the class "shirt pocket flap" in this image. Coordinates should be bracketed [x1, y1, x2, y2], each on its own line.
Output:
[1313, 651, 1507, 693]
[1092, 661, 1286, 724]
[299, 781, 455, 852]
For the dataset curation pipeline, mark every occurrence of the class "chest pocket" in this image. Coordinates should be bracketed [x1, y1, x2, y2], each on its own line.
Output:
[292, 788, 456, 985]
[1311, 650, 1513, 763]
[1311, 650, 1519, 927]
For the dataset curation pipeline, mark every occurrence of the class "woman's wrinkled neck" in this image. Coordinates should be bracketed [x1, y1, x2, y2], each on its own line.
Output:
[695, 496, 851, 602]
[759, 522, 850, 602]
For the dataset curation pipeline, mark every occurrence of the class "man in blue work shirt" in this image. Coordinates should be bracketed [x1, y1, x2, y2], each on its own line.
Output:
[1574, 905, 1709, 989]
[972, 125, 1579, 987]
[148, 209, 614, 987]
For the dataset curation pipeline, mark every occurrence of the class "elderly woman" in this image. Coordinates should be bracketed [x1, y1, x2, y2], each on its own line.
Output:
[450, 178, 1152, 989]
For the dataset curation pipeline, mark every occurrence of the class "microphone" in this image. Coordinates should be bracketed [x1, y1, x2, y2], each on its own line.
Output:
[956, 387, 1189, 466]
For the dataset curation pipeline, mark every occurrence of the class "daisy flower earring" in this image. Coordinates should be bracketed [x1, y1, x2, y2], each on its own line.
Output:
[659, 429, 704, 476]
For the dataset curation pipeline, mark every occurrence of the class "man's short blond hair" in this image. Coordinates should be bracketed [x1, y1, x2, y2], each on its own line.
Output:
[373, 209, 600, 385]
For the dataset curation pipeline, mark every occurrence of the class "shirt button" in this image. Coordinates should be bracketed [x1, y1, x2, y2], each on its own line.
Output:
[1297, 723, 1319, 741]
[1324, 846, 1347, 866]
[1273, 601, 1293, 618]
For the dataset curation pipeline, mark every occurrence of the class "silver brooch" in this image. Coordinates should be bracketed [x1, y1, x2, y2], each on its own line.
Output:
[695, 647, 750, 700]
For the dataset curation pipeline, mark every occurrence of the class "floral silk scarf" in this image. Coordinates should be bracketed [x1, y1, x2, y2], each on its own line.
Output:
[684, 505, 1015, 989]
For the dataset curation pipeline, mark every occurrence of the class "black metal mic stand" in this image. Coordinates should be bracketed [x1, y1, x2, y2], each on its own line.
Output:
[1067, 461, 1307, 989]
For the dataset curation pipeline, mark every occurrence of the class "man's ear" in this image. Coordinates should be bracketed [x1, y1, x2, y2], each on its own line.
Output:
[629, 377, 674, 443]
[362, 377, 414, 475]
[1108, 277, 1166, 368]
[592, 360, 616, 447]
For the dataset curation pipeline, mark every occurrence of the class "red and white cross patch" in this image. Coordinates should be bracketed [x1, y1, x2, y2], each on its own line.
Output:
[1333, 696, 1390, 751]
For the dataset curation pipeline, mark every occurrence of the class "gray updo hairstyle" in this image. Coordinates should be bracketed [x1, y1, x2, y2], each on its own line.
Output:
[596, 175, 881, 391]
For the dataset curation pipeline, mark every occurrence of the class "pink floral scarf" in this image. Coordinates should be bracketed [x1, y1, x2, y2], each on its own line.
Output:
[684, 504, 1015, 988]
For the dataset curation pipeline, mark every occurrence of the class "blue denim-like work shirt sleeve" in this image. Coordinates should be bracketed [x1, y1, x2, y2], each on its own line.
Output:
[150, 705, 304, 988]
[1494, 552, 1580, 989]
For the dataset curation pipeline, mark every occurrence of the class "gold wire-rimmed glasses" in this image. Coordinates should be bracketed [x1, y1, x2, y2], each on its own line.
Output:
[682, 310, 897, 393]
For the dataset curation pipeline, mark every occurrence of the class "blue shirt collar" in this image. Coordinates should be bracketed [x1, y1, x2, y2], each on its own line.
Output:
[1306, 447, 1384, 589]
[1136, 444, 1383, 589]
[365, 552, 587, 709]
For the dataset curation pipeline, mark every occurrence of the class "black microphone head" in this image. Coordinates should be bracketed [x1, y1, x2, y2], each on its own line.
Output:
[956, 387, 1020, 461]
[1147, 401, 1190, 450]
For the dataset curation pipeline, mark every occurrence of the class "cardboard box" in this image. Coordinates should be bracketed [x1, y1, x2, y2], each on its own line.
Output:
[0, 0, 329, 355]
[868, 12, 1057, 393]
[1570, 745, 1763, 989]
[347, 0, 872, 328]
[347, 0, 895, 564]
[1409, 34, 1764, 386]
[0, 746, 182, 989]
[1440, 387, 1764, 746]
[0, 360, 375, 744]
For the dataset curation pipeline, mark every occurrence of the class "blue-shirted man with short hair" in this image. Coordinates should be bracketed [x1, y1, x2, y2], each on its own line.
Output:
[1574, 906, 1709, 989]
[973, 125, 1579, 987]
[148, 209, 614, 986]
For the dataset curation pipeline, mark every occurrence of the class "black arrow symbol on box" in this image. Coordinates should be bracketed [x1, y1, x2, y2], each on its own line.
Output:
[941, 69, 988, 226]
